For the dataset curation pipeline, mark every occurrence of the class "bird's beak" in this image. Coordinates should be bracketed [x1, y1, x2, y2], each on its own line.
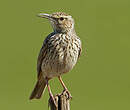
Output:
[37, 13, 51, 19]
[37, 13, 55, 22]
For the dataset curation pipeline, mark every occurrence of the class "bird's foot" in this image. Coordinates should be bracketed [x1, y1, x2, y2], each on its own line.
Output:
[49, 93, 58, 108]
[63, 89, 72, 100]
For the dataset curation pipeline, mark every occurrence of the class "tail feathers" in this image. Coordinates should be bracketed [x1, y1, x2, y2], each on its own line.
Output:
[29, 80, 46, 100]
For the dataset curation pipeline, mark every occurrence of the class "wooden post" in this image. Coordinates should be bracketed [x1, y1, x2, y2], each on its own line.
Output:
[48, 91, 71, 110]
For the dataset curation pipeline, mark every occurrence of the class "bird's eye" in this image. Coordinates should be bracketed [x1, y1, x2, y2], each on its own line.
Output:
[59, 17, 64, 21]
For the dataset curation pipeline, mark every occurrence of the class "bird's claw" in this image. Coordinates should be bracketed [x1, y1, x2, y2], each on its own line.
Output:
[63, 89, 72, 100]
[49, 94, 58, 108]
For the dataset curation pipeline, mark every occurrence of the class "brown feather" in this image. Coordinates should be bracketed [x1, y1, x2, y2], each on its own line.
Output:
[29, 79, 46, 100]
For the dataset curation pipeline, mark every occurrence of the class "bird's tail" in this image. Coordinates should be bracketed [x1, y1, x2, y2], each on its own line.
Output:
[29, 80, 46, 100]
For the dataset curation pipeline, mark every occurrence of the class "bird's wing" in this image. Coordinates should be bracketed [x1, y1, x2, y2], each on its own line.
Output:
[37, 43, 48, 79]
[37, 32, 55, 79]
[78, 46, 82, 59]
[77, 37, 82, 59]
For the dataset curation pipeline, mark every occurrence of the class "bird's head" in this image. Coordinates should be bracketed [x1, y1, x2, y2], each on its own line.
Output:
[38, 12, 75, 33]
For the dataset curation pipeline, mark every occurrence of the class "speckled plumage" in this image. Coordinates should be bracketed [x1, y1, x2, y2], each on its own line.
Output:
[38, 32, 81, 79]
[30, 12, 82, 100]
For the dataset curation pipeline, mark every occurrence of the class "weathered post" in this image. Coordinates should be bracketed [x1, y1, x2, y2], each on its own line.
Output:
[49, 91, 71, 110]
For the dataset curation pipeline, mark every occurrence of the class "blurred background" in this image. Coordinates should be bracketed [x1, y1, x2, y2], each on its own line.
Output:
[0, 0, 130, 110]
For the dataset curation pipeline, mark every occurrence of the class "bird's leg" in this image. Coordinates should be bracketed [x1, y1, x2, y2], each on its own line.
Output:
[58, 76, 72, 99]
[45, 78, 57, 107]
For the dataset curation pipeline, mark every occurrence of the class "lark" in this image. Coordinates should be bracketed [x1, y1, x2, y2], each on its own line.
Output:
[29, 12, 82, 104]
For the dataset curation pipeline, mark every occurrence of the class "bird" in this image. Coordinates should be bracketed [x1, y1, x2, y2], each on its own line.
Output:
[29, 12, 82, 104]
